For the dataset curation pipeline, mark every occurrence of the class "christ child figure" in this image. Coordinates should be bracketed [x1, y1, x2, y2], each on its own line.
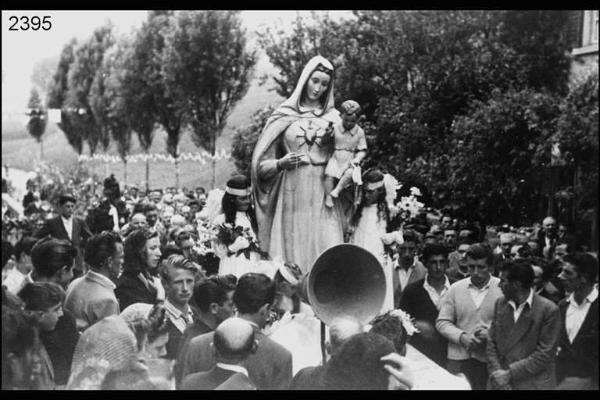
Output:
[324, 100, 367, 208]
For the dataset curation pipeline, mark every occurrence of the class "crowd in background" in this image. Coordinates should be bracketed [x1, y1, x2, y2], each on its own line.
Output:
[1, 168, 597, 390]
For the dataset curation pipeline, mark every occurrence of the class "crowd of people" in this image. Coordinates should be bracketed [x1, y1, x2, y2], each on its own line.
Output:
[1, 54, 597, 391]
[1, 166, 597, 390]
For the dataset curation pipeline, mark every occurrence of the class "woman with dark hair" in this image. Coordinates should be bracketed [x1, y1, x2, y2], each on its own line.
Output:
[219, 175, 258, 234]
[115, 227, 162, 310]
[212, 176, 271, 278]
[14, 282, 66, 389]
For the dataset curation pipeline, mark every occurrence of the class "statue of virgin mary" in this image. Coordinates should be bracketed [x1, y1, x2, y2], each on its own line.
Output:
[251, 55, 345, 274]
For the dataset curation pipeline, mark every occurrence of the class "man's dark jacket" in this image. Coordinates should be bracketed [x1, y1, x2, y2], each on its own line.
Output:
[556, 297, 598, 384]
[399, 278, 448, 367]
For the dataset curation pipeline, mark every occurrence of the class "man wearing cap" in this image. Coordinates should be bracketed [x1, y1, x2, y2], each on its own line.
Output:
[34, 193, 91, 278]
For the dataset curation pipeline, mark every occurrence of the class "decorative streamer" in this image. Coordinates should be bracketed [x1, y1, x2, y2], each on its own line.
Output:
[77, 151, 232, 165]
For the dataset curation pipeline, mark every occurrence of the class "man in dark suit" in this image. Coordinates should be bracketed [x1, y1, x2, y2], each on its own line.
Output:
[491, 232, 514, 276]
[400, 243, 450, 367]
[487, 259, 561, 390]
[536, 216, 558, 260]
[175, 277, 236, 384]
[34, 194, 91, 278]
[180, 273, 293, 390]
[182, 317, 257, 390]
[86, 175, 129, 234]
[555, 252, 598, 390]
[215, 372, 256, 390]
[22, 178, 37, 209]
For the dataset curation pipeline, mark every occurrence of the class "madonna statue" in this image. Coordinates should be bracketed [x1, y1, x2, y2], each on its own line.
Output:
[251, 55, 345, 274]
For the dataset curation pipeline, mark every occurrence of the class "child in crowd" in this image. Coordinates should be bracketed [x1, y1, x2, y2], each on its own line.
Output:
[324, 100, 368, 208]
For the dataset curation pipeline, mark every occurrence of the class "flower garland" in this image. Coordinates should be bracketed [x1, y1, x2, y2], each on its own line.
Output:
[390, 309, 420, 336]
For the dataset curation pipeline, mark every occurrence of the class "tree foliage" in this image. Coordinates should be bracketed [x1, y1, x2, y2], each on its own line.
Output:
[135, 11, 185, 160]
[555, 71, 599, 219]
[31, 56, 59, 101]
[90, 38, 132, 162]
[162, 10, 257, 187]
[253, 10, 573, 225]
[424, 88, 561, 224]
[47, 38, 83, 155]
[231, 105, 275, 178]
[65, 23, 115, 155]
[26, 88, 48, 143]
[120, 15, 160, 154]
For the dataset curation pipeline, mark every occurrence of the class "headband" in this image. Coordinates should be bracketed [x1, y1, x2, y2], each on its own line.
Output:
[279, 264, 300, 286]
[365, 180, 384, 190]
[225, 186, 250, 196]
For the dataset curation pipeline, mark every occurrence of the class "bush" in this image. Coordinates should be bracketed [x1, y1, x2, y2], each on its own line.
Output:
[230, 105, 274, 178]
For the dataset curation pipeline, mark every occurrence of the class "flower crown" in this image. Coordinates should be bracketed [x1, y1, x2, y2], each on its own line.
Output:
[390, 309, 420, 336]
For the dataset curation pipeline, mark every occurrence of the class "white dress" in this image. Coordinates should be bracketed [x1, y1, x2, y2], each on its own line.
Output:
[212, 212, 275, 279]
[351, 205, 395, 313]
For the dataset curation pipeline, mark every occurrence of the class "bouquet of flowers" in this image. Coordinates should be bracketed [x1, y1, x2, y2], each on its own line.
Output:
[215, 223, 268, 260]
[393, 186, 425, 222]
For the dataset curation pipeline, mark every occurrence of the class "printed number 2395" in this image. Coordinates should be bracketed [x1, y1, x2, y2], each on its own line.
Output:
[8, 16, 52, 31]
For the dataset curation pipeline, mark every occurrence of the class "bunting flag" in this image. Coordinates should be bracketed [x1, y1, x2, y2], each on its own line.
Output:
[77, 150, 232, 165]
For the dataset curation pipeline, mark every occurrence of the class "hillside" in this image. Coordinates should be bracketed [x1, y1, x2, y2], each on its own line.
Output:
[1, 55, 284, 190]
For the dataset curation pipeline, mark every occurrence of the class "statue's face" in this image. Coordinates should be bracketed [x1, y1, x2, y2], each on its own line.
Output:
[304, 70, 331, 104]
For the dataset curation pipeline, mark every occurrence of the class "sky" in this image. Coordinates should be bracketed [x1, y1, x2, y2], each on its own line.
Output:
[1, 10, 354, 114]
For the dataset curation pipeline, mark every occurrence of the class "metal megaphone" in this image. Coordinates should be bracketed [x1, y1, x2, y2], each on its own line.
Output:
[307, 244, 387, 325]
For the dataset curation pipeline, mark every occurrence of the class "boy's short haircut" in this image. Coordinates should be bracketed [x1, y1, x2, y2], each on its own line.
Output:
[465, 243, 494, 265]
[31, 236, 77, 278]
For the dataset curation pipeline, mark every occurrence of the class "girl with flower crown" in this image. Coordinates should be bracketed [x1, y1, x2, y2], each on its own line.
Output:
[212, 175, 274, 278]
[349, 169, 401, 313]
